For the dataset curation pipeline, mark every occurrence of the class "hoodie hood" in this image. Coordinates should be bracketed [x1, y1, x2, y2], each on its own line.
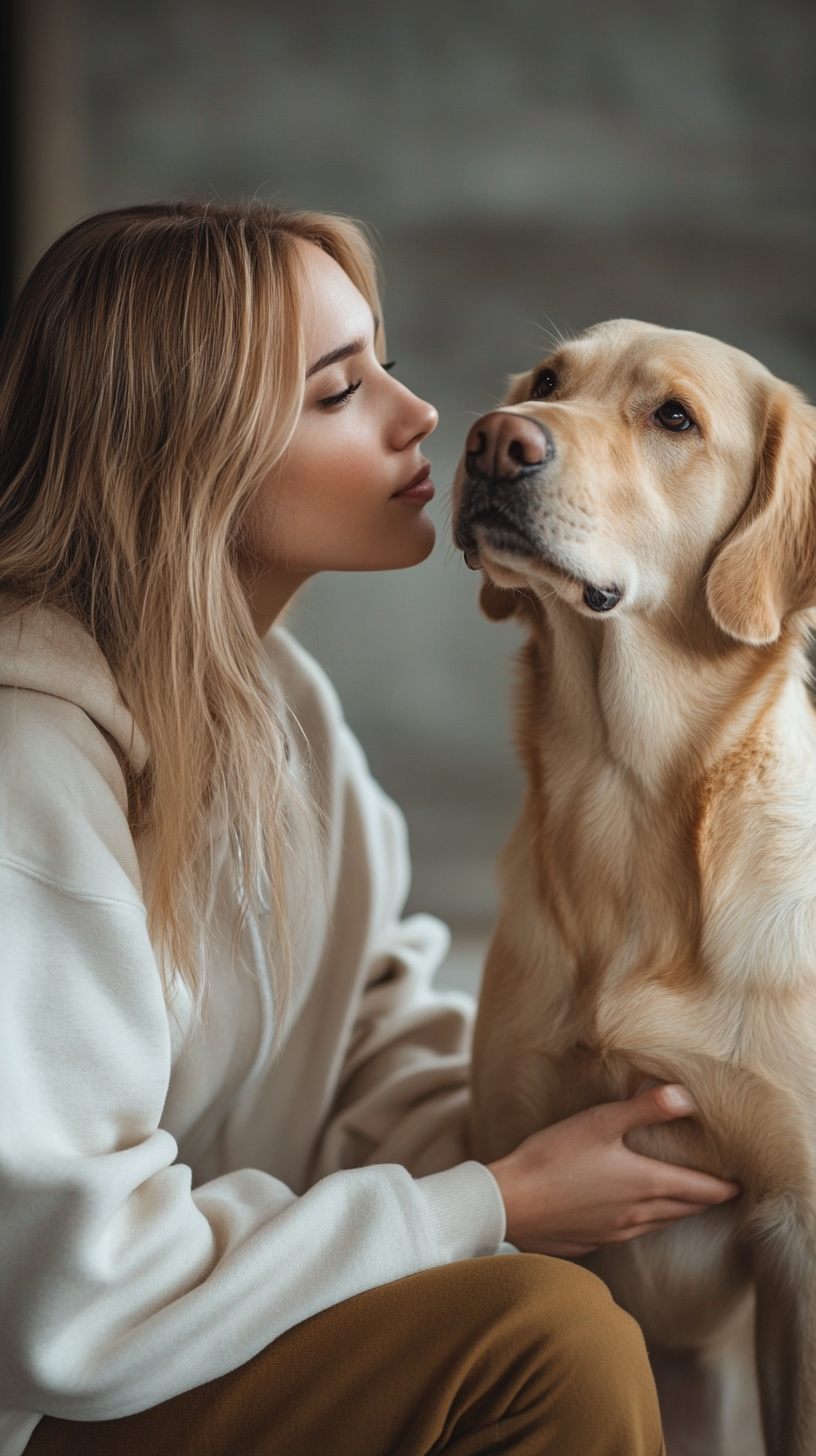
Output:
[0, 606, 149, 772]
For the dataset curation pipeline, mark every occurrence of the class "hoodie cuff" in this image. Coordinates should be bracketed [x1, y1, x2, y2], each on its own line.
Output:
[415, 1160, 507, 1262]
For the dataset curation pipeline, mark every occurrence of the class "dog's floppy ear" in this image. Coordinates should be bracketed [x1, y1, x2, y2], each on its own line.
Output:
[479, 577, 539, 622]
[706, 385, 816, 645]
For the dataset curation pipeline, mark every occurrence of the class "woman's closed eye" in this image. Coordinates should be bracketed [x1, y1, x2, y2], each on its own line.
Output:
[317, 360, 396, 410]
[318, 379, 363, 409]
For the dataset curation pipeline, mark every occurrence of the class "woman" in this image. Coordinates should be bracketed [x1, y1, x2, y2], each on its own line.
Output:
[0, 202, 738, 1456]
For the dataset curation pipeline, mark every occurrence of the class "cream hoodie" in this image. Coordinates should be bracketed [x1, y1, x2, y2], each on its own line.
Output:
[0, 608, 505, 1456]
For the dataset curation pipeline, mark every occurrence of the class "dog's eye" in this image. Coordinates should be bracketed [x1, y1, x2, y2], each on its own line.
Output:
[531, 368, 557, 400]
[655, 399, 693, 432]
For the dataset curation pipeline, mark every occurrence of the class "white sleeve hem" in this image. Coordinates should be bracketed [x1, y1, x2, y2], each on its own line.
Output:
[416, 1160, 507, 1260]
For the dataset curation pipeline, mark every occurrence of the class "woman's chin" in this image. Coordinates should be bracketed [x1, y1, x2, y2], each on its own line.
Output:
[398, 513, 436, 566]
[309, 514, 437, 574]
[360, 516, 436, 571]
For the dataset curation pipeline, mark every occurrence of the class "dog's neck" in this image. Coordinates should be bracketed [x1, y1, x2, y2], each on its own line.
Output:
[530, 595, 808, 801]
[519, 594, 816, 998]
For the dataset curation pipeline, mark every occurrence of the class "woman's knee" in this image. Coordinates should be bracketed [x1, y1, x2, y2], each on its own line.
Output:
[502, 1253, 650, 1372]
[496, 1255, 662, 1450]
[387, 1255, 649, 1395]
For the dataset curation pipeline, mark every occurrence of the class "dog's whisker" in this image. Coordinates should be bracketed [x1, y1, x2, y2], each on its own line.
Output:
[660, 596, 694, 649]
[528, 317, 576, 353]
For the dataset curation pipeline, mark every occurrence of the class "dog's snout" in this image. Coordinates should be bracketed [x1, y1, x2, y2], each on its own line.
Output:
[465, 411, 552, 482]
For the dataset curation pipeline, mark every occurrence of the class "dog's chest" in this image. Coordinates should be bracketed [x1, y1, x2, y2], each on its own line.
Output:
[540, 755, 816, 1085]
[541, 766, 695, 976]
[516, 646, 816, 1097]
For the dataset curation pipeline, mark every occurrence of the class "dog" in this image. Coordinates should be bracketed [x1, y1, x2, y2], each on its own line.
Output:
[453, 320, 816, 1456]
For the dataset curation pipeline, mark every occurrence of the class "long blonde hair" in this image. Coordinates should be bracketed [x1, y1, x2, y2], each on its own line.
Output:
[0, 200, 383, 1005]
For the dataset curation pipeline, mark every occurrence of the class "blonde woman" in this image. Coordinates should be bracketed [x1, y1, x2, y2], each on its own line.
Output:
[0, 203, 737, 1456]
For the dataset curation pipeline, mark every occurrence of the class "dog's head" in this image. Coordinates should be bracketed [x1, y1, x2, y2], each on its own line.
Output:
[453, 320, 816, 646]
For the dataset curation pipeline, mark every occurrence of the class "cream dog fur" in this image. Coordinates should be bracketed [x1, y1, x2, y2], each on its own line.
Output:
[454, 320, 816, 1456]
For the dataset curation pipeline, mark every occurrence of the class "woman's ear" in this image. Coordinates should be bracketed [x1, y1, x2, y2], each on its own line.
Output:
[706, 385, 816, 645]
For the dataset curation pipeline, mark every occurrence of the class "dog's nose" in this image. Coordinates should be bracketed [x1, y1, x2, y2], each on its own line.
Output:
[465, 411, 551, 481]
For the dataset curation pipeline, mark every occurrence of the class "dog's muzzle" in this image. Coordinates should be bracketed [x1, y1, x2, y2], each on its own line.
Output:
[454, 412, 554, 567]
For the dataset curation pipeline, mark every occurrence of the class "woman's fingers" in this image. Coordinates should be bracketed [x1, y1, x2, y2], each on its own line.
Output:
[600, 1208, 713, 1246]
[607, 1222, 689, 1244]
[604, 1083, 696, 1134]
[621, 1198, 718, 1226]
[597, 1086, 741, 1205]
[490, 1083, 741, 1254]
[628, 1151, 741, 1206]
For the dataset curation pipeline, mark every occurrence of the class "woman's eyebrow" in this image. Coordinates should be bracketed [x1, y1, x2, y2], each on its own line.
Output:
[306, 338, 366, 378]
[306, 318, 380, 379]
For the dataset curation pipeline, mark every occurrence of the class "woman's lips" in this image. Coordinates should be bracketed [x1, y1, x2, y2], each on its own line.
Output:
[392, 463, 435, 504]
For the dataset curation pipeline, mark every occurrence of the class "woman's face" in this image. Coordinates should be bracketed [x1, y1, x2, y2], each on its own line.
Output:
[241, 240, 439, 632]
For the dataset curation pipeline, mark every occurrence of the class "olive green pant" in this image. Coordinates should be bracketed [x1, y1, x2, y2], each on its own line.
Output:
[27, 1255, 665, 1455]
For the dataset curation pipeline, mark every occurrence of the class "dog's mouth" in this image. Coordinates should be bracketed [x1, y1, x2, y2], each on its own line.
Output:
[460, 509, 541, 562]
[457, 510, 623, 614]
[455, 501, 543, 557]
[456, 507, 576, 582]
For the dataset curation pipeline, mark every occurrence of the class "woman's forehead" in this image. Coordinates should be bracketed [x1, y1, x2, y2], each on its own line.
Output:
[296, 241, 374, 365]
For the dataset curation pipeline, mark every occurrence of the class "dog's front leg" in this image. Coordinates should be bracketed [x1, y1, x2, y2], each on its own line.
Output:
[470, 912, 594, 1163]
[750, 1194, 816, 1456]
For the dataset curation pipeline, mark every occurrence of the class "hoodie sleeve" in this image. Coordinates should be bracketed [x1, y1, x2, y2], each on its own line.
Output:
[310, 750, 484, 1180]
[0, 687, 504, 1438]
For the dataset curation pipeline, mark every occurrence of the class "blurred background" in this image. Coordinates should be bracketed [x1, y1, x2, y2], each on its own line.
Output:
[4, 0, 816, 995]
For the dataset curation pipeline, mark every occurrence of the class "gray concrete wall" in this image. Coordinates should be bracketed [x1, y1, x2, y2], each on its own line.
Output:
[69, 0, 816, 925]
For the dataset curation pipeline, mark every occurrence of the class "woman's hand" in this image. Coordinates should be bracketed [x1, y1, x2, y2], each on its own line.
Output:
[487, 1084, 741, 1257]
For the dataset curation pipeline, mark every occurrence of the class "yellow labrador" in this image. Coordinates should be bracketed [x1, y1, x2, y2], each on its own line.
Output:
[454, 321, 816, 1456]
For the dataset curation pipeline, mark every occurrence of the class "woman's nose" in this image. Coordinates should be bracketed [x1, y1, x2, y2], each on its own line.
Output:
[413, 393, 438, 441]
[392, 389, 437, 450]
